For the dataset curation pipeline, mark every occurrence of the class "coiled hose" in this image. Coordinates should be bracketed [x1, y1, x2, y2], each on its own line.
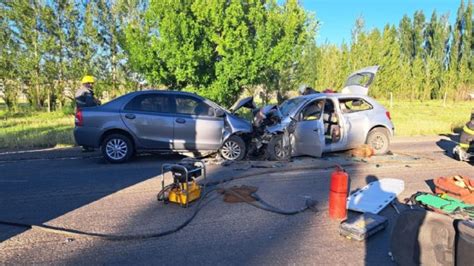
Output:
[0, 163, 334, 241]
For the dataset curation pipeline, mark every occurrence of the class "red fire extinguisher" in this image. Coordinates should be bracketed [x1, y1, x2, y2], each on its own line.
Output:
[329, 166, 349, 219]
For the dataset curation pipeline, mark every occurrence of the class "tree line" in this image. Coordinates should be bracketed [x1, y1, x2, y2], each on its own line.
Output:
[303, 0, 473, 102]
[1, 0, 473, 112]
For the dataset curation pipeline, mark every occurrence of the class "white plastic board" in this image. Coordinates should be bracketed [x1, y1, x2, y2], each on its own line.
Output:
[347, 178, 405, 214]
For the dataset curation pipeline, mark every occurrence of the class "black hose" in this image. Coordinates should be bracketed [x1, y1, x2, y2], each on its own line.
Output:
[0, 163, 335, 241]
[0, 188, 219, 241]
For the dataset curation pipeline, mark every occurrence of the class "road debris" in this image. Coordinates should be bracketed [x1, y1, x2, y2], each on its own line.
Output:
[218, 185, 258, 203]
[350, 144, 374, 158]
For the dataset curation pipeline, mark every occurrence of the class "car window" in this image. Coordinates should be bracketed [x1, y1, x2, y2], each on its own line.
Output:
[345, 73, 374, 87]
[175, 96, 215, 116]
[339, 98, 373, 113]
[124, 94, 171, 113]
[301, 100, 324, 121]
[279, 97, 306, 117]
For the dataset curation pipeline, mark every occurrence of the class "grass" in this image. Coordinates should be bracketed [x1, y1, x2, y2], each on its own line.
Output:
[379, 100, 472, 136]
[0, 105, 75, 151]
[0, 100, 472, 151]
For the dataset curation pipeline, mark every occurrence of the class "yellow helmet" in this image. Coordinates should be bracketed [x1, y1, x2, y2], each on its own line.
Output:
[81, 75, 95, 84]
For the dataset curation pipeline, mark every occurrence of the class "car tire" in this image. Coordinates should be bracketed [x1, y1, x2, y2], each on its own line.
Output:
[267, 134, 290, 161]
[220, 135, 246, 161]
[366, 128, 390, 155]
[101, 134, 134, 163]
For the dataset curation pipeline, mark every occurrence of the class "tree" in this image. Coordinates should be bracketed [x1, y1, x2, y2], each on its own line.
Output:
[124, 0, 315, 105]
[0, 3, 21, 111]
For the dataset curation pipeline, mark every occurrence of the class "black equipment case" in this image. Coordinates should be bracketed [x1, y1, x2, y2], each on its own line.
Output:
[390, 209, 456, 266]
[455, 220, 474, 266]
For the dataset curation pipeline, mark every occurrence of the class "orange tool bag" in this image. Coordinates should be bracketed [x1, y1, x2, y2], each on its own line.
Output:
[434, 175, 474, 204]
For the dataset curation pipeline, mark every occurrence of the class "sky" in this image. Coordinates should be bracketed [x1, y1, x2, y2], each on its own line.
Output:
[302, 0, 461, 45]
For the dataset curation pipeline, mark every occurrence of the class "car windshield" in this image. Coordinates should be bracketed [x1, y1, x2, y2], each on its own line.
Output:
[279, 97, 306, 117]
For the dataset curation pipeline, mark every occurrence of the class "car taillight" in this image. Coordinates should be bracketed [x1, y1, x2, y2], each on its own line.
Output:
[386, 111, 391, 120]
[75, 109, 83, 126]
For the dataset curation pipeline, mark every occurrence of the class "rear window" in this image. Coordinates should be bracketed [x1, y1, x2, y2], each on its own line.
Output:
[339, 98, 373, 113]
[124, 94, 172, 113]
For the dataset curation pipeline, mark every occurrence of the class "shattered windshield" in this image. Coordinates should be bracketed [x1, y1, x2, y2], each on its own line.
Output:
[279, 97, 306, 117]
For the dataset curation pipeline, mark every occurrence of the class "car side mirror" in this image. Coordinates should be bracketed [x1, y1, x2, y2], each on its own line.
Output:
[214, 108, 225, 117]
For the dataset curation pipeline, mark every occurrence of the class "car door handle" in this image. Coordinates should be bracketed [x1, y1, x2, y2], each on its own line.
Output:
[313, 128, 319, 132]
[125, 113, 136, 119]
[176, 118, 186, 124]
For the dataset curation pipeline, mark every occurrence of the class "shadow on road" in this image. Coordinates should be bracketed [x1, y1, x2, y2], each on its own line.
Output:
[437, 133, 474, 166]
[4, 147, 468, 264]
[0, 153, 183, 243]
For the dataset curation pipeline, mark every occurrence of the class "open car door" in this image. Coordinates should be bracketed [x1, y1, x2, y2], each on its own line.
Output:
[291, 99, 325, 157]
[341, 66, 379, 95]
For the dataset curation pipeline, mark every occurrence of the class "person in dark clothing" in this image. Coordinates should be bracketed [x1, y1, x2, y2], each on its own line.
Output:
[459, 110, 474, 151]
[75, 75, 100, 108]
[75, 75, 100, 152]
[453, 109, 474, 161]
[298, 84, 318, 95]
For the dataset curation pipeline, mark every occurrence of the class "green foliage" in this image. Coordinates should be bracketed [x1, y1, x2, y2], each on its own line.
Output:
[124, 0, 315, 106]
[380, 100, 473, 136]
[1, 0, 473, 112]
[298, 0, 473, 101]
[0, 110, 74, 150]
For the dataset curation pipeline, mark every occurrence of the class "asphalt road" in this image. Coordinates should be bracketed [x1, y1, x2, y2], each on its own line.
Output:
[0, 136, 472, 265]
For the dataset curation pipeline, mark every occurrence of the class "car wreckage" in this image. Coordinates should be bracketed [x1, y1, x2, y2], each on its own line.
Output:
[74, 66, 393, 163]
[220, 65, 395, 161]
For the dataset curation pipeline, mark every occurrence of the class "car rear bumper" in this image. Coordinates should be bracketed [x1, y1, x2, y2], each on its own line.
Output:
[74, 127, 101, 148]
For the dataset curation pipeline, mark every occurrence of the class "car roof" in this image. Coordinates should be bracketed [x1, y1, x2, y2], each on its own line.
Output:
[127, 89, 204, 99]
[286, 93, 383, 113]
[296, 92, 373, 101]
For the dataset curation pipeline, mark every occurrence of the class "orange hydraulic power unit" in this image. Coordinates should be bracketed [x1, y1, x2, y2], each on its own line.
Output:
[158, 160, 206, 208]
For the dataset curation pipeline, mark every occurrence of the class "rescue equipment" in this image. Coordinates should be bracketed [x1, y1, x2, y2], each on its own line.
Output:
[339, 212, 387, 241]
[410, 192, 474, 219]
[347, 178, 404, 214]
[157, 159, 206, 207]
[329, 166, 349, 219]
[434, 175, 474, 204]
[390, 209, 456, 265]
[455, 220, 474, 266]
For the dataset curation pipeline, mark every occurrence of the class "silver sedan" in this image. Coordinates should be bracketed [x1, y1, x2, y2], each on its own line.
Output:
[272, 65, 394, 158]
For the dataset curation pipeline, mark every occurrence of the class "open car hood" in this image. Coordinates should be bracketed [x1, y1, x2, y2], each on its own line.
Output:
[341, 66, 379, 95]
[230, 96, 256, 114]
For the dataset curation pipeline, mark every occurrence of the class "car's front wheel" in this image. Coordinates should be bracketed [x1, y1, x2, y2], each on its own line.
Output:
[267, 134, 290, 161]
[101, 134, 134, 163]
[366, 128, 390, 155]
[220, 135, 246, 161]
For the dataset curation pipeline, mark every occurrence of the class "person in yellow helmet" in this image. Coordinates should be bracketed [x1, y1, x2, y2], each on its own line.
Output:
[75, 75, 100, 108]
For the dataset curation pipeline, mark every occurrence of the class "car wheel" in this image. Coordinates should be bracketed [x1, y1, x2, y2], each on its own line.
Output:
[220, 135, 246, 161]
[101, 134, 134, 163]
[267, 134, 290, 161]
[366, 128, 390, 155]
